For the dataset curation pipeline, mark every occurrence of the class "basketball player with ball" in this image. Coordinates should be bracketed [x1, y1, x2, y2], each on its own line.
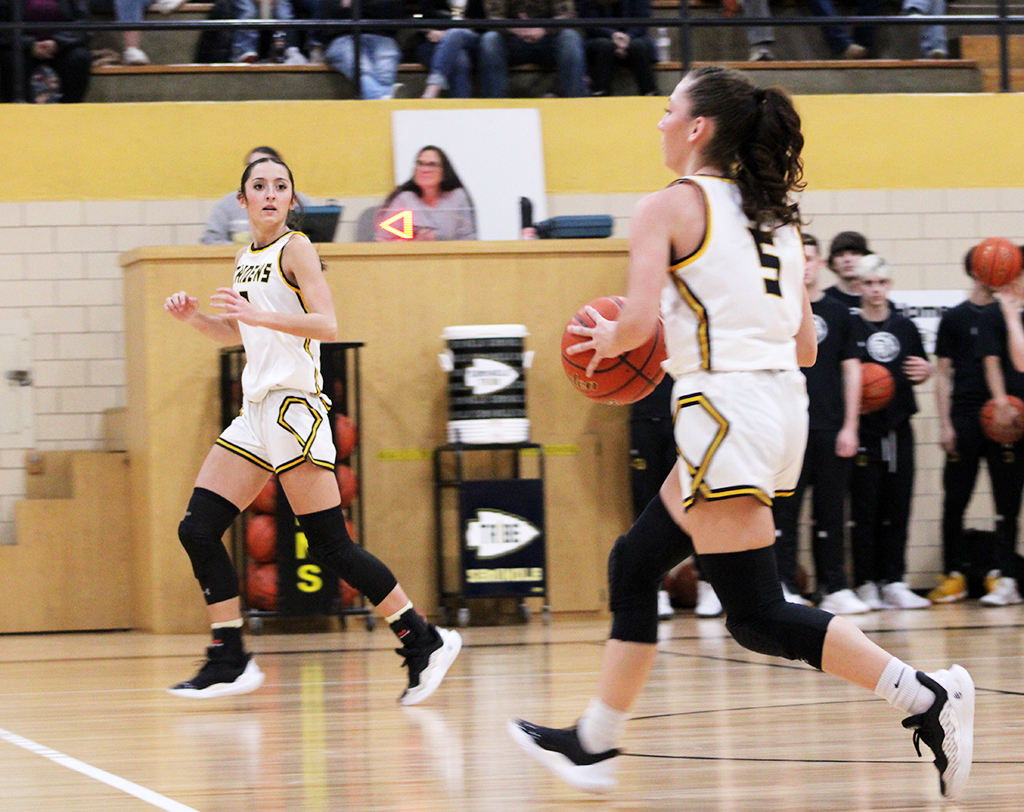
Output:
[163, 156, 460, 702]
[973, 245, 1024, 606]
[848, 255, 932, 611]
[931, 245, 1024, 606]
[507, 66, 973, 802]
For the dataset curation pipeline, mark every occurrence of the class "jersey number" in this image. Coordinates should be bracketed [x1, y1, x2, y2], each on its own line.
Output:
[748, 228, 782, 297]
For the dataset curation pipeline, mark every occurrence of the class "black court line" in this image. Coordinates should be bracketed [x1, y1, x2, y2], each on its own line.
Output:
[623, 752, 1024, 765]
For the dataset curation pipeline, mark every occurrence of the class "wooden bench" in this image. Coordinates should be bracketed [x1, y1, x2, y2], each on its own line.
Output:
[959, 34, 1024, 91]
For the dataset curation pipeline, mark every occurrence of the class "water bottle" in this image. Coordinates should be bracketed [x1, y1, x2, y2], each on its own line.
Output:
[656, 28, 671, 63]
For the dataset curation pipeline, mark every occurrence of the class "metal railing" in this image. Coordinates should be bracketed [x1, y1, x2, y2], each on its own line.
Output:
[2, 3, 1022, 101]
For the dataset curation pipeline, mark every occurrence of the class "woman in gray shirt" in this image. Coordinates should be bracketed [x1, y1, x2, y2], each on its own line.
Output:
[377, 146, 477, 241]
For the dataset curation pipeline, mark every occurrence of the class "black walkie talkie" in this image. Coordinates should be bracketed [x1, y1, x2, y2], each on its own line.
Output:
[520, 197, 533, 230]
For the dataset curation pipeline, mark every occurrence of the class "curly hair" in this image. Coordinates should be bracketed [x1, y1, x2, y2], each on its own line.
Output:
[684, 66, 805, 229]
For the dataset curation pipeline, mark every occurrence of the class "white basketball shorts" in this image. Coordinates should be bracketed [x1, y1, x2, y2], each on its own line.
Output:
[217, 389, 336, 474]
[671, 369, 808, 509]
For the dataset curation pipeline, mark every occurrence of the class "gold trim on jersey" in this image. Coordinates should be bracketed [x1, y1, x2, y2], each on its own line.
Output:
[672, 278, 711, 370]
[668, 178, 713, 268]
[274, 231, 304, 293]
[675, 392, 727, 506]
[215, 438, 275, 471]
[275, 455, 335, 475]
[275, 396, 336, 473]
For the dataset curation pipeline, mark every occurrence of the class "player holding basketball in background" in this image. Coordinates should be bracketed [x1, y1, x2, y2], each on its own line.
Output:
[507, 66, 973, 800]
[771, 233, 868, 614]
[848, 255, 932, 610]
[164, 156, 461, 701]
[931, 246, 1020, 604]
[974, 261, 1024, 606]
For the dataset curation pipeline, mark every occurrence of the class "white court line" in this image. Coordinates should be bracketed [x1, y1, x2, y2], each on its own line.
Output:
[0, 727, 201, 812]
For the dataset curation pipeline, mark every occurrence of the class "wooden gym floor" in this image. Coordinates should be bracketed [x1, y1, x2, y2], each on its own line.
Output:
[1, 603, 1022, 811]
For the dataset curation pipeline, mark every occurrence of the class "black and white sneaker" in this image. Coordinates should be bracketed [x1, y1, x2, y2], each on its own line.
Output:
[167, 647, 264, 698]
[901, 665, 975, 799]
[397, 626, 462, 705]
[507, 718, 619, 793]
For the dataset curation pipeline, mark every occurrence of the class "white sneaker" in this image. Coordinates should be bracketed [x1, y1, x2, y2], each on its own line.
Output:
[152, 0, 188, 13]
[657, 589, 673, 620]
[508, 719, 618, 793]
[856, 581, 882, 610]
[881, 581, 932, 610]
[122, 46, 150, 65]
[901, 665, 975, 799]
[819, 588, 871, 615]
[283, 46, 308, 65]
[782, 584, 811, 606]
[695, 580, 723, 617]
[979, 576, 1023, 606]
[398, 626, 462, 706]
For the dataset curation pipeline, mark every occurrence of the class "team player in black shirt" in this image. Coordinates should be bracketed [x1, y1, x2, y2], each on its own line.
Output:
[772, 235, 870, 614]
[849, 255, 933, 610]
[974, 266, 1024, 606]
[824, 230, 871, 314]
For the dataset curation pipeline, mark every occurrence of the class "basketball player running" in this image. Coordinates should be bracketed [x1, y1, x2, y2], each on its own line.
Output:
[164, 156, 461, 702]
[507, 66, 974, 800]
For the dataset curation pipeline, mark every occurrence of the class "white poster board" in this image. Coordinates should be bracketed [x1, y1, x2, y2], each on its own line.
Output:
[890, 289, 967, 354]
[391, 109, 547, 241]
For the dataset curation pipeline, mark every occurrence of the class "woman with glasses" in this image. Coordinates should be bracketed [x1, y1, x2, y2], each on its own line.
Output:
[376, 146, 477, 241]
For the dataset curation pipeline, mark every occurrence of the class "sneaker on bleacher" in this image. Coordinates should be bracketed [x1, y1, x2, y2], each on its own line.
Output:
[152, 0, 189, 14]
[122, 46, 150, 65]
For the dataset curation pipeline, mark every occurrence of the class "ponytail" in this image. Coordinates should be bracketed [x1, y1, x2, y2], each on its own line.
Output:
[684, 66, 805, 229]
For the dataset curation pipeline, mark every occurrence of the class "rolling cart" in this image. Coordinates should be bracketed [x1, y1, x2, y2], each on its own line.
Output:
[222, 341, 376, 632]
[433, 441, 550, 627]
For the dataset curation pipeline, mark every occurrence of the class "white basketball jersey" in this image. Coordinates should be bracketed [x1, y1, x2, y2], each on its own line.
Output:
[661, 176, 805, 377]
[234, 231, 323, 402]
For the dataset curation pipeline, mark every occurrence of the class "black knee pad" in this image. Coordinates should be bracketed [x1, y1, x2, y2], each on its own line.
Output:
[178, 487, 241, 605]
[699, 546, 832, 669]
[609, 495, 694, 644]
[296, 506, 397, 606]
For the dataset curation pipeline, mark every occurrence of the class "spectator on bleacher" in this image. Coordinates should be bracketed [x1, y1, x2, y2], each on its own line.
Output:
[232, 0, 308, 63]
[807, 0, 883, 59]
[825, 230, 871, 313]
[376, 146, 477, 241]
[741, 0, 776, 62]
[0, 0, 92, 102]
[201, 146, 314, 244]
[415, 0, 482, 98]
[321, 0, 404, 98]
[903, 0, 947, 59]
[111, 0, 151, 64]
[578, 0, 656, 96]
[478, 0, 587, 98]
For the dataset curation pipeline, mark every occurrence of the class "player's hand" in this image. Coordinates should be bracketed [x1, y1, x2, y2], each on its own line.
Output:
[565, 304, 617, 377]
[903, 355, 930, 383]
[211, 287, 259, 325]
[163, 290, 199, 322]
[427, 29, 444, 43]
[995, 275, 1024, 311]
[939, 424, 957, 456]
[835, 425, 858, 458]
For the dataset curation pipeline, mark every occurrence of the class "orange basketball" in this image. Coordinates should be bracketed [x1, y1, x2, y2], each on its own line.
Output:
[980, 395, 1024, 444]
[250, 476, 277, 514]
[971, 237, 1023, 288]
[339, 579, 360, 609]
[336, 464, 358, 508]
[334, 414, 358, 460]
[245, 513, 277, 564]
[860, 362, 895, 414]
[561, 296, 668, 405]
[245, 561, 278, 611]
[663, 557, 698, 608]
[345, 517, 357, 543]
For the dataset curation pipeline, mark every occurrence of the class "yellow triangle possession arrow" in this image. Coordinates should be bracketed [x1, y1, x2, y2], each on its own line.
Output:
[380, 210, 414, 240]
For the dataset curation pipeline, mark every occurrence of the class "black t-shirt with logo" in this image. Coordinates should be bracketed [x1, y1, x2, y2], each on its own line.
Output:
[805, 294, 859, 432]
[976, 304, 1024, 399]
[934, 300, 996, 418]
[823, 284, 862, 315]
[852, 306, 926, 437]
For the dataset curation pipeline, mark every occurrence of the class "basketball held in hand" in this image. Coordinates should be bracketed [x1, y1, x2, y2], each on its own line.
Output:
[971, 237, 1023, 288]
[860, 362, 895, 414]
[561, 296, 668, 405]
[980, 396, 1024, 444]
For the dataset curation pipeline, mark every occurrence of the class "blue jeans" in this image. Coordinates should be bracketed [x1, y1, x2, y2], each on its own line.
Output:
[232, 0, 296, 60]
[903, 0, 948, 56]
[113, 0, 148, 23]
[326, 34, 401, 99]
[806, 0, 883, 55]
[478, 29, 587, 98]
[424, 28, 479, 98]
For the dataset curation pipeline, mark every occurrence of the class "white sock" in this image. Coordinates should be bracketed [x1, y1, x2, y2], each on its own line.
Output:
[577, 697, 627, 754]
[385, 600, 414, 624]
[874, 657, 935, 715]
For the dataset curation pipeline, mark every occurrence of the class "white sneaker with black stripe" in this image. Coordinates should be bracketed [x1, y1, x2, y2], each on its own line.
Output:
[901, 665, 975, 800]
[507, 718, 619, 792]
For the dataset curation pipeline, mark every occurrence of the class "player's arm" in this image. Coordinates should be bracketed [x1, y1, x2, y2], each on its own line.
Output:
[164, 290, 243, 344]
[836, 357, 860, 457]
[996, 277, 1024, 372]
[211, 236, 338, 342]
[934, 356, 956, 454]
[795, 287, 817, 367]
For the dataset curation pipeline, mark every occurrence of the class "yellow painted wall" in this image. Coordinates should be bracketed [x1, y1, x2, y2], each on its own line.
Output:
[4, 94, 1024, 202]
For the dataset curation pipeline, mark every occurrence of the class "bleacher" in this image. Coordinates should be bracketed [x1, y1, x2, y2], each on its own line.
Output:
[81, 0, 1024, 102]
